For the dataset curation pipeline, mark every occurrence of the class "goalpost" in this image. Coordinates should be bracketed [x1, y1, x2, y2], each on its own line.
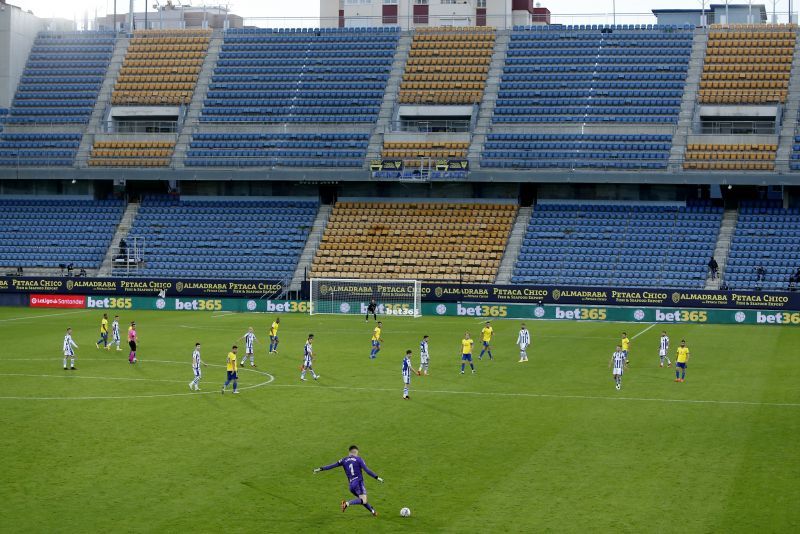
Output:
[309, 278, 422, 317]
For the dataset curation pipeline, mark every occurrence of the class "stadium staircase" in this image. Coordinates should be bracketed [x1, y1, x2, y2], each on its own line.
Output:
[776, 36, 800, 172]
[98, 200, 140, 277]
[172, 31, 222, 169]
[77, 34, 129, 167]
[467, 29, 509, 167]
[289, 203, 332, 292]
[705, 208, 738, 290]
[669, 28, 707, 169]
[494, 205, 531, 284]
[366, 31, 412, 164]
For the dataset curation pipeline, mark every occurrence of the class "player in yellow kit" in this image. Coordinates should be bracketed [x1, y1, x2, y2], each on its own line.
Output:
[621, 332, 631, 364]
[95, 313, 109, 349]
[460, 332, 475, 375]
[674, 339, 690, 383]
[369, 321, 383, 359]
[221, 345, 239, 394]
[479, 321, 494, 361]
[269, 317, 280, 354]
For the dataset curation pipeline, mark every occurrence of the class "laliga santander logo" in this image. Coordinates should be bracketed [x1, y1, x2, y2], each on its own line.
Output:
[247, 300, 257, 311]
[156, 298, 166, 309]
[534, 306, 545, 318]
[633, 309, 645, 321]
[735, 311, 746, 323]
[339, 302, 351, 313]
[435, 304, 447, 315]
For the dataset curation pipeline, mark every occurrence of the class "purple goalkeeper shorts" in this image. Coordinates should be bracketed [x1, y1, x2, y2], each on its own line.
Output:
[349, 479, 366, 496]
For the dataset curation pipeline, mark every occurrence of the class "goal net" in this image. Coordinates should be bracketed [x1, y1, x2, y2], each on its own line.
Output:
[309, 278, 422, 317]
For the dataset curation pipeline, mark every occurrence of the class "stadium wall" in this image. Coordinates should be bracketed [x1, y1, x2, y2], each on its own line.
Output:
[6, 293, 799, 326]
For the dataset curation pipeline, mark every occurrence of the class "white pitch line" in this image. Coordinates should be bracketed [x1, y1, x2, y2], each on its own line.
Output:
[0, 373, 187, 384]
[0, 359, 274, 400]
[267, 383, 800, 408]
[0, 310, 91, 323]
[631, 323, 657, 340]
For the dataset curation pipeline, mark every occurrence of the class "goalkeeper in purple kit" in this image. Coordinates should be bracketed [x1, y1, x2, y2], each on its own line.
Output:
[313, 445, 383, 516]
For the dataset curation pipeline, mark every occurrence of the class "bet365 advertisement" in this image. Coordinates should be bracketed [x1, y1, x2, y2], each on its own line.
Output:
[427, 302, 800, 325]
[21, 294, 800, 325]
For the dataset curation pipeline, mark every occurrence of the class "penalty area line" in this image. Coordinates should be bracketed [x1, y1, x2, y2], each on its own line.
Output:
[631, 323, 657, 340]
[267, 383, 800, 408]
[0, 310, 92, 323]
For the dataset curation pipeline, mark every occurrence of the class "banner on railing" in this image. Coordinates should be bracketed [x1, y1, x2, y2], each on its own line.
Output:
[0, 276, 284, 299]
[300, 282, 800, 311]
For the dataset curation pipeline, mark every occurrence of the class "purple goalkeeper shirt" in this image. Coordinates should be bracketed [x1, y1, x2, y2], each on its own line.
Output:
[321, 455, 378, 483]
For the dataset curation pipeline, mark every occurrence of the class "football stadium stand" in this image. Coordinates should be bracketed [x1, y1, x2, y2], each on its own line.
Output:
[512, 203, 723, 288]
[381, 141, 469, 167]
[683, 142, 777, 170]
[122, 198, 318, 279]
[724, 203, 800, 291]
[5, 31, 114, 124]
[399, 26, 495, 105]
[699, 24, 795, 104]
[311, 202, 517, 283]
[494, 25, 693, 123]
[480, 133, 672, 169]
[200, 27, 398, 123]
[0, 133, 82, 166]
[89, 140, 175, 167]
[112, 29, 211, 106]
[0, 199, 124, 269]
[185, 133, 369, 167]
[789, 132, 800, 170]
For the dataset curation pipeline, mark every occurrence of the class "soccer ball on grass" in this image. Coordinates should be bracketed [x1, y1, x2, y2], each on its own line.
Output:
[400, 507, 411, 517]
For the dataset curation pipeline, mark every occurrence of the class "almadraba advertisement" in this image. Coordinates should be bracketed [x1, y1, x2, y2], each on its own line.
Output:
[312, 281, 800, 311]
[23, 295, 800, 325]
[4, 277, 799, 311]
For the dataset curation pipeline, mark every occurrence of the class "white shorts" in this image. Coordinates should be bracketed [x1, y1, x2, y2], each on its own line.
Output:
[403, 375, 411, 385]
[519, 343, 529, 351]
[659, 349, 667, 357]
[420, 355, 429, 364]
[63, 351, 74, 357]
[612, 367, 624, 376]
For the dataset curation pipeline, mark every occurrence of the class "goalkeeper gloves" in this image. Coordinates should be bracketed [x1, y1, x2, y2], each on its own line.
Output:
[313, 468, 321, 473]
[377, 477, 384, 483]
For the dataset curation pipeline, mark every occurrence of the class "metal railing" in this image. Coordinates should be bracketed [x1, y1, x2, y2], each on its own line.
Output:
[110, 237, 145, 277]
[390, 119, 472, 133]
[697, 121, 777, 135]
[105, 120, 179, 134]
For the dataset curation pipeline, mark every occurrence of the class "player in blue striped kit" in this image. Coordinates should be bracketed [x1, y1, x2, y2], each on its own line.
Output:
[239, 327, 258, 367]
[609, 345, 626, 390]
[402, 349, 419, 399]
[300, 334, 319, 381]
[658, 331, 672, 367]
[62, 327, 78, 370]
[110, 315, 122, 351]
[313, 445, 383, 517]
[517, 324, 530, 362]
[189, 342, 207, 391]
[418, 335, 430, 375]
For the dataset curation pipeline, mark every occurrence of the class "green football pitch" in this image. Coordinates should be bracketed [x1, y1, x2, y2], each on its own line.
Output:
[1, 307, 798, 533]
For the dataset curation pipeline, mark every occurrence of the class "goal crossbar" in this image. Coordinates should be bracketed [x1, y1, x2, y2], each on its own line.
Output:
[309, 278, 422, 317]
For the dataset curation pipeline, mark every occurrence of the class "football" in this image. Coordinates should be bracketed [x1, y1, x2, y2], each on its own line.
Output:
[400, 507, 411, 517]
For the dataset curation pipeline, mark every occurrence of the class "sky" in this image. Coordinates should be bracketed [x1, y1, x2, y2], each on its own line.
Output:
[5, 0, 796, 26]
